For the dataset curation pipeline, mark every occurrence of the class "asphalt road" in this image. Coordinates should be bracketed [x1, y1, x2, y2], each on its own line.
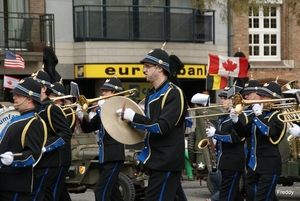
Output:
[69, 178, 300, 201]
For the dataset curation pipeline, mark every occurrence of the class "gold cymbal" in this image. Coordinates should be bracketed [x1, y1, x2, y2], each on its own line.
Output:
[101, 96, 146, 145]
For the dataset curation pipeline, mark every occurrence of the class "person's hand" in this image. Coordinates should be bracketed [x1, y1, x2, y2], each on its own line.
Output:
[76, 105, 84, 120]
[252, 104, 263, 116]
[116, 108, 135, 122]
[289, 123, 300, 137]
[229, 108, 238, 123]
[206, 126, 216, 138]
[0, 151, 14, 166]
[98, 100, 105, 108]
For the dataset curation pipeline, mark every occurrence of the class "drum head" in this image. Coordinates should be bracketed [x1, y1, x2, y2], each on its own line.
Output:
[0, 109, 20, 131]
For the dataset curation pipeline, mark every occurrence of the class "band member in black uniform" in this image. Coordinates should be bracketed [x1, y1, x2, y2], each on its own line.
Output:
[76, 77, 125, 201]
[117, 48, 187, 201]
[205, 87, 245, 201]
[49, 81, 76, 201]
[0, 77, 47, 201]
[231, 80, 286, 201]
[230, 79, 262, 201]
[30, 71, 72, 201]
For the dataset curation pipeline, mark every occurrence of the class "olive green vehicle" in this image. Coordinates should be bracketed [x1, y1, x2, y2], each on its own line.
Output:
[187, 106, 300, 194]
[65, 132, 149, 201]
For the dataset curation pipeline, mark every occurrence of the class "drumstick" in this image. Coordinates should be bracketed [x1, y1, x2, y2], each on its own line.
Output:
[0, 153, 23, 157]
[121, 101, 126, 121]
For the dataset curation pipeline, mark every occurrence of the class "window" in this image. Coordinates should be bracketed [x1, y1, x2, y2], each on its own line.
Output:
[248, 6, 281, 61]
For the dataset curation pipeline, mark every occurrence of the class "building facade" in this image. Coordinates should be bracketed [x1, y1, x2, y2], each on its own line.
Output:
[232, 0, 300, 87]
[1, 0, 297, 104]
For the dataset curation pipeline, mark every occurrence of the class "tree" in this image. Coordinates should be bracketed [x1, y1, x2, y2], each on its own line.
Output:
[189, 0, 300, 25]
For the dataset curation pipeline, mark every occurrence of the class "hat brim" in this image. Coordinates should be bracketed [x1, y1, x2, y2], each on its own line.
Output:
[218, 92, 228, 97]
[140, 58, 170, 75]
[257, 89, 276, 99]
[241, 89, 256, 96]
[11, 88, 42, 104]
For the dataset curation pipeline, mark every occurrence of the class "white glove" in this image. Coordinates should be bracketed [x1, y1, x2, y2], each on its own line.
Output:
[229, 108, 239, 123]
[289, 123, 300, 137]
[116, 108, 136, 122]
[98, 100, 105, 108]
[206, 126, 216, 137]
[0, 151, 14, 166]
[76, 105, 84, 120]
[252, 104, 263, 116]
[42, 147, 46, 154]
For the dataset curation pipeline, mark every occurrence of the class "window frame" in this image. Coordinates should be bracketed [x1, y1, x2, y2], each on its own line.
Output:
[248, 5, 281, 61]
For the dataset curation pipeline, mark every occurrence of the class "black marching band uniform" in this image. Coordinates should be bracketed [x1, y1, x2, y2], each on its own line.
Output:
[0, 77, 47, 201]
[78, 78, 125, 201]
[233, 81, 286, 201]
[130, 49, 187, 201]
[31, 71, 72, 201]
[213, 88, 245, 201]
[51, 82, 76, 201]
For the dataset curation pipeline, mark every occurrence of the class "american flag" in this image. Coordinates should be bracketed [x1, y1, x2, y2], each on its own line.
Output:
[4, 50, 25, 70]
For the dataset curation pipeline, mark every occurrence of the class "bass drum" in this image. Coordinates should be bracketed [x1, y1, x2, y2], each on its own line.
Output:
[0, 108, 20, 131]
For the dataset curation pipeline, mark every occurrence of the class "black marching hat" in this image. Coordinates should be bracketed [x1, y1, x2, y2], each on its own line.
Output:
[257, 81, 281, 99]
[51, 82, 65, 97]
[218, 86, 230, 98]
[140, 48, 170, 75]
[101, 77, 123, 92]
[11, 77, 42, 103]
[241, 79, 261, 96]
[32, 70, 53, 91]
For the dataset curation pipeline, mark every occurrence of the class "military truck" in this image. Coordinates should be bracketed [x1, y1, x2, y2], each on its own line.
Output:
[187, 104, 300, 194]
[65, 126, 149, 201]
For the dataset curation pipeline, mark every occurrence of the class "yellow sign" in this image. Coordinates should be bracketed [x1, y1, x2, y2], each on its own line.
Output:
[122, 82, 152, 100]
[75, 64, 206, 79]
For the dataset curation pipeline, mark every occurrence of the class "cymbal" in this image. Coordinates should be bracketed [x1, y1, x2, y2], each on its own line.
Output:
[101, 96, 146, 145]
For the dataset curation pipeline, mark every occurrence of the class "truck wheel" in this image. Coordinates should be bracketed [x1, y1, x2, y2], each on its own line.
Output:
[118, 173, 135, 201]
[187, 132, 196, 165]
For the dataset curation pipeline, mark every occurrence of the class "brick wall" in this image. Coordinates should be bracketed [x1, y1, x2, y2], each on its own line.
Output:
[29, 0, 44, 14]
[232, 2, 300, 82]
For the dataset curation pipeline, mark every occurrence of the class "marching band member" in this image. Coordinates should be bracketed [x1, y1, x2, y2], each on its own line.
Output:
[231, 80, 286, 201]
[206, 86, 245, 201]
[229, 79, 261, 201]
[76, 77, 125, 201]
[30, 71, 72, 201]
[0, 77, 47, 201]
[116, 48, 187, 201]
[49, 81, 76, 201]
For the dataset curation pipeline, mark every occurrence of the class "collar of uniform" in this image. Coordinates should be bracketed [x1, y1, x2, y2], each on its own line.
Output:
[153, 78, 169, 93]
[41, 97, 53, 105]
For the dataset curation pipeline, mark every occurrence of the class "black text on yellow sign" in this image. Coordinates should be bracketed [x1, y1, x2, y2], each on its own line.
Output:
[75, 64, 206, 79]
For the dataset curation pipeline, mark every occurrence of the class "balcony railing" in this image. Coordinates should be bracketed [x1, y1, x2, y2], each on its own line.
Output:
[0, 12, 55, 51]
[74, 5, 215, 44]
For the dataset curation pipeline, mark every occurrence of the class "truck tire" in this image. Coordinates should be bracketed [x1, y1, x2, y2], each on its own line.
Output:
[118, 173, 135, 201]
[187, 132, 196, 165]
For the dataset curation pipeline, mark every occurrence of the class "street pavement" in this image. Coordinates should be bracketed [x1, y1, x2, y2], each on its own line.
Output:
[70, 176, 300, 201]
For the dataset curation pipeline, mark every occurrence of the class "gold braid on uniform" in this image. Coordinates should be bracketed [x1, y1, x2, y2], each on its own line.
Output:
[268, 111, 286, 145]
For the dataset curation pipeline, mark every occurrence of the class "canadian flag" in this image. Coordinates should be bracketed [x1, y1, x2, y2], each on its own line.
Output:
[3, 75, 20, 90]
[207, 54, 248, 78]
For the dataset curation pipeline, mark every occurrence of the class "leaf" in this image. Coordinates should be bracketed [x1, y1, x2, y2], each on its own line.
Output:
[7, 80, 12, 85]
[222, 59, 237, 72]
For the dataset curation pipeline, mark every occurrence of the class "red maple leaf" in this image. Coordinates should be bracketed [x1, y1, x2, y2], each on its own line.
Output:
[222, 59, 237, 72]
[7, 80, 12, 85]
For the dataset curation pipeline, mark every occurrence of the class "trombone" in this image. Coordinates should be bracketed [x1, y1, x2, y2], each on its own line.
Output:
[63, 88, 138, 116]
[232, 93, 297, 114]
